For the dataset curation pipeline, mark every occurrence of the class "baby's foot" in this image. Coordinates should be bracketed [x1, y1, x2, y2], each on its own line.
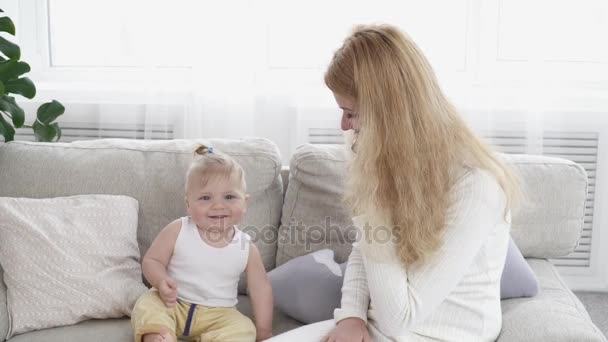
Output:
[142, 327, 174, 342]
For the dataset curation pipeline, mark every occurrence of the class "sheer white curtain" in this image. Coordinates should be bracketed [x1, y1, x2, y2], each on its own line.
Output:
[5, 0, 608, 290]
[11, 0, 608, 159]
[13, 0, 262, 144]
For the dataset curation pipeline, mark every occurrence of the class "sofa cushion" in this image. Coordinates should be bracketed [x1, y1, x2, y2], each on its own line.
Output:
[0, 269, 6, 342]
[268, 249, 347, 324]
[6, 295, 305, 342]
[506, 154, 588, 258]
[498, 259, 606, 342]
[276, 144, 354, 266]
[277, 144, 587, 266]
[0, 195, 147, 339]
[6, 318, 133, 342]
[0, 138, 283, 295]
[501, 237, 540, 299]
[11, 271, 603, 342]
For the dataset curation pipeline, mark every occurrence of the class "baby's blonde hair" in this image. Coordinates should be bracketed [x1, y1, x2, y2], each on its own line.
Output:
[186, 145, 247, 194]
[325, 24, 520, 267]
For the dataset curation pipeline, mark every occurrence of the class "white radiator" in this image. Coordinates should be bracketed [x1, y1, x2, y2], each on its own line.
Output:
[14, 122, 174, 142]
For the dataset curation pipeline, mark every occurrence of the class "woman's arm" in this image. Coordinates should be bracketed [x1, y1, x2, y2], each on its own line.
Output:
[359, 169, 508, 336]
[246, 242, 273, 341]
[334, 243, 370, 323]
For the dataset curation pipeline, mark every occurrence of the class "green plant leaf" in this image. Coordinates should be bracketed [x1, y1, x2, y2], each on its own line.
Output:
[4, 77, 35, 98]
[33, 121, 58, 142]
[0, 17, 15, 35]
[0, 111, 15, 142]
[0, 80, 4, 94]
[0, 35, 20, 60]
[0, 60, 30, 81]
[37, 100, 65, 124]
[0, 95, 24, 127]
[50, 122, 61, 141]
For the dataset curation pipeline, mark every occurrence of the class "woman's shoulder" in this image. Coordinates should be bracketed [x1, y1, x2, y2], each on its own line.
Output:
[452, 165, 501, 189]
[450, 166, 506, 207]
[445, 166, 511, 238]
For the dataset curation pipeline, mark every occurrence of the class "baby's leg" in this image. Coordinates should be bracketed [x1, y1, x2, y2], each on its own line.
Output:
[142, 327, 174, 342]
[131, 289, 178, 342]
[198, 307, 256, 342]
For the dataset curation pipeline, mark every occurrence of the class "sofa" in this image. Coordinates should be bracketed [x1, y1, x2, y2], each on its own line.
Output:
[0, 138, 605, 342]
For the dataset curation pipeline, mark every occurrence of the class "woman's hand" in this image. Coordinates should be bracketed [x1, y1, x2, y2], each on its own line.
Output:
[322, 318, 370, 342]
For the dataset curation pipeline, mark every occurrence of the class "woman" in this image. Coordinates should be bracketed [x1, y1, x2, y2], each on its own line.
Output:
[268, 24, 519, 342]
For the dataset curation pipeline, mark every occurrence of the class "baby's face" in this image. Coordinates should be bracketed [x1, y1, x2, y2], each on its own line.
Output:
[186, 174, 248, 232]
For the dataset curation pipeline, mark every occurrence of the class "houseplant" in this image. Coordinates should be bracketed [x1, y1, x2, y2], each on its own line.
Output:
[0, 8, 64, 142]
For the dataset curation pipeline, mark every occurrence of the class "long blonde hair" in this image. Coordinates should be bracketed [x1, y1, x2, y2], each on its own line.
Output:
[325, 24, 519, 267]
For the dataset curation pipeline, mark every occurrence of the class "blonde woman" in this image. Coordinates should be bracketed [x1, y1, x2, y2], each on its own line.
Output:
[267, 24, 519, 342]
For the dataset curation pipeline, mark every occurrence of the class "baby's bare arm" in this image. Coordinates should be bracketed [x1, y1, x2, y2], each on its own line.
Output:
[142, 219, 181, 289]
[246, 242, 273, 341]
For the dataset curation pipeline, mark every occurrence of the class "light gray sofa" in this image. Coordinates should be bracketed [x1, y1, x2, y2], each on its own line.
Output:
[0, 138, 605, 342]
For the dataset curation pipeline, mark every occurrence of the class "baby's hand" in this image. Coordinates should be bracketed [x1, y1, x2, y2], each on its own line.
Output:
[158, 277, 178, 307]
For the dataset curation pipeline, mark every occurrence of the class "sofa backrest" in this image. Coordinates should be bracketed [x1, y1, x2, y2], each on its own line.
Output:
[277, 144, 588, 266]
[0, 139, 284, 293]
[0, 139, 588, 301]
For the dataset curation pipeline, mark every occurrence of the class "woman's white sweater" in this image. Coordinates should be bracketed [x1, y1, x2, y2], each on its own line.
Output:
[334, 168, 511, 341]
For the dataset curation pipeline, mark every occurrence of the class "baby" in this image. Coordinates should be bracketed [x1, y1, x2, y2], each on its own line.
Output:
[131, 145, 273, 342]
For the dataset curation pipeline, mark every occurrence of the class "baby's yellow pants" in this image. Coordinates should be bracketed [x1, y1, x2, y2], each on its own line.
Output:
[131, 289, 256, 342]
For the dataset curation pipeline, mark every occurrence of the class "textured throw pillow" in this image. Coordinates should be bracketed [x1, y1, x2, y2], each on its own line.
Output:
[0, 195, 148, 339]
[501, 237, 540, 299]
[268, 249, 347, 324]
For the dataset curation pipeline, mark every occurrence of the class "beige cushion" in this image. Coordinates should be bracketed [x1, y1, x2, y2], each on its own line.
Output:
[506, 154, 588, 258]
[0, 138, 284, 294]
[276, 144, 354, 267]
[0, 195, 147, 339]
[277, 144, 588, 267]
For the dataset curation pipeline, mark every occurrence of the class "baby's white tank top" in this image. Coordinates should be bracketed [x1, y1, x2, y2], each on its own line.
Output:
[167, 216, 250, 307]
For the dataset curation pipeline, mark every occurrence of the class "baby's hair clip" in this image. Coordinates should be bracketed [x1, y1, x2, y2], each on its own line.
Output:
[207, 147, 214, 154]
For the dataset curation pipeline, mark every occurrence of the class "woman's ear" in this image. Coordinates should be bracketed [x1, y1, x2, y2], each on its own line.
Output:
[185, 195, 190, 212]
